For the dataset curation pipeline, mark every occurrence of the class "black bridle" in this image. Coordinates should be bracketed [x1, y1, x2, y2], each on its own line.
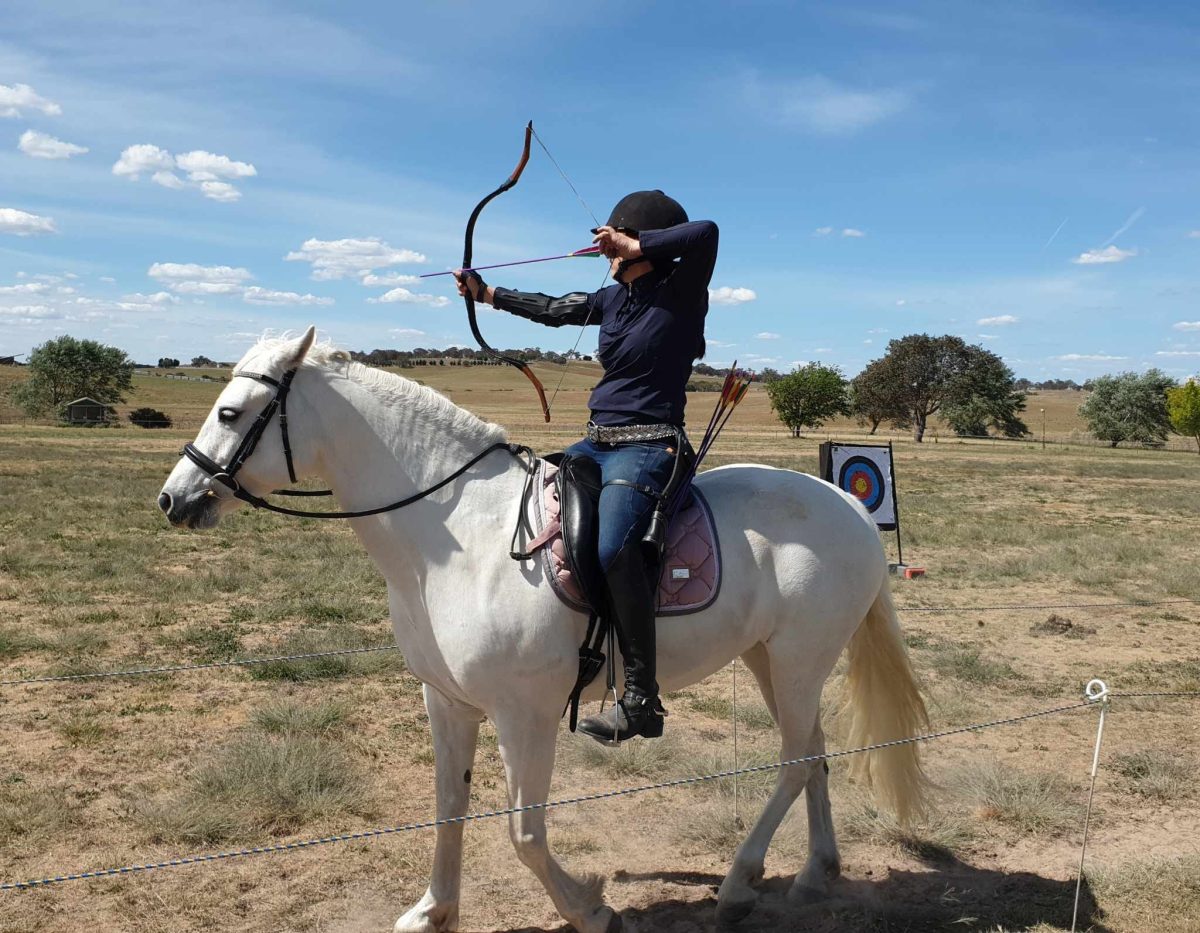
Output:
[181, 368, 533, 520]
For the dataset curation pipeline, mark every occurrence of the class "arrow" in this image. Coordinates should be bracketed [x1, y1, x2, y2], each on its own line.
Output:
[419, 246, 604, 278]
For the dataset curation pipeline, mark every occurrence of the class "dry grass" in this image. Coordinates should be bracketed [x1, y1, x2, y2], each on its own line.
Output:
[957, 761, 1080, 836]
[0, 781, 76, 847]
[136, 720, 373, 844]
[1111, 750, 1193, 802]
[839, 795, 974, 861]
[1, 363, 1199, 931]
[1090, 855, 1200, 932]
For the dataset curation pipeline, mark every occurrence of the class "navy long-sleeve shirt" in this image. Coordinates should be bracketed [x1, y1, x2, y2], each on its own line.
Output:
[492, 220, 718, 427]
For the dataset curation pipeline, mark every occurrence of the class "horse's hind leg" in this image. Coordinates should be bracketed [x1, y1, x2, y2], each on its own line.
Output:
[396, 685, 481, 933]
[790, 725, 841, 904]
[493, 707, 621, 933]
[716, 651, 824, 924]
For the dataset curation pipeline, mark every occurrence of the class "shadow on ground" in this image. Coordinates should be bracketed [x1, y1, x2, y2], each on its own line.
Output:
[503, 856, 1110, 933]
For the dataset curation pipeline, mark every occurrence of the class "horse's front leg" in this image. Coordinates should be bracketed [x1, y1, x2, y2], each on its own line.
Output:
[395, 685, 481, 933]
[493, 706, 622, 933]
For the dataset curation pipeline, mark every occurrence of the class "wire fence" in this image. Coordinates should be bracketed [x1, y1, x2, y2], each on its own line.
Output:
[3, 688, 1197, 894]
[0, 692, 1110, 891]
[0, 597, 1193, 689]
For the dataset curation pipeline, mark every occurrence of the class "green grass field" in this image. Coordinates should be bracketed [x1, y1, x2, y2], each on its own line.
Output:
[0, 361, 1198, 931]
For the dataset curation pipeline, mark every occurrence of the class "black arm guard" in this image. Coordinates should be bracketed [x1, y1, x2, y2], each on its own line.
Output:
[492, 287, 593, 328]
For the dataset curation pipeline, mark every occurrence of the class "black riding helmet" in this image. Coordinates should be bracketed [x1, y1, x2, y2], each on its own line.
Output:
[599, 190, 688, 234]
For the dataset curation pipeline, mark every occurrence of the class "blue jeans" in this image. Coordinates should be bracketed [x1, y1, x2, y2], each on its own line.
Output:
[564, 437, 676, 571]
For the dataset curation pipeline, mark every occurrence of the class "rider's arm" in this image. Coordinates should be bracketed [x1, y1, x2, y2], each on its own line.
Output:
[490, 287, 594, 328]
[637, 220, 719, 300]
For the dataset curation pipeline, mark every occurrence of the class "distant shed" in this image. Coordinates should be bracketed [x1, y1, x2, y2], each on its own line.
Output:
[65, 397, 110, 425]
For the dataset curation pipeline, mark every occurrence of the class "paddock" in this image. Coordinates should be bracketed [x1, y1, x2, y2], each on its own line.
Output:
[1, 363, 1197, 932]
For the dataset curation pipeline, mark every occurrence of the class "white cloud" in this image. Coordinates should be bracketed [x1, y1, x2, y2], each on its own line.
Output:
[286, 237, 427, 281]
[708, 339, 737, 348]
[18, 130, 88, 160]
[750, 74, 909, 135]
[813, 347, 832, 353]
[112, 144, 176, 178]
[978, 334, 998, 340]
[977, 314, 1019, 326]
[0, 83, 61, 118]
[0, 208, 57, 236]
[1055, 353, 1128, 361]
[1188, 230, 1200, 239]
[113, 145, 256, 202]
[362, 272, 420, 287]
[756, 331, 781, 340]
[1155, 350, 1200, 358]
[174, 150, 257, 180]
[0, 282, 50, 295]
[388, 328, 427, 338]
[367, 287, 450, 308]
[1173, 321, 1200, 331]
[1072, 245, 1137, 265]
[243, 286, 333, 306]
[842, 228, 866, 238]
[121, 291, 179, 306]
[0, 304, 60, 321]
[149, 262, 253, 286]
[199, 181, 241, 202]
[152, 171, 186, 190]
[709, 286, 757, 305]
[813, 226, 833, 236]
[895, 299, 907, 306]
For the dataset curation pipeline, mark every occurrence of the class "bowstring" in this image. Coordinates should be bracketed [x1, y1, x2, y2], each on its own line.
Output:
[530, 126, 609, 417]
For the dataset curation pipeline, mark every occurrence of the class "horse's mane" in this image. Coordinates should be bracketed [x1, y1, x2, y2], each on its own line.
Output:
[246, 334, 508, 444]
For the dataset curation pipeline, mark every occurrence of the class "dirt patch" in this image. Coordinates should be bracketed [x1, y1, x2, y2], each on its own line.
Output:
[1029, 613, 1097, 638]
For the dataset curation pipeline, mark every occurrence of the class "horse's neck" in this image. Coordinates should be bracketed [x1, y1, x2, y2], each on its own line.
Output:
[306, 365, 508, 507]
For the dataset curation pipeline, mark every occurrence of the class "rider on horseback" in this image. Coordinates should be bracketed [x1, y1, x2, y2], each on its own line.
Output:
[454, 191, 717, 743]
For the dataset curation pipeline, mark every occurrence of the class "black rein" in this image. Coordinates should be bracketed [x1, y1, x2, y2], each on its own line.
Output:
[180, 367, 535, 520]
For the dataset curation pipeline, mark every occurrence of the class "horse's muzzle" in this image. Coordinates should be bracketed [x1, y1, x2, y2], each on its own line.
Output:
[158, 488, 219, 528]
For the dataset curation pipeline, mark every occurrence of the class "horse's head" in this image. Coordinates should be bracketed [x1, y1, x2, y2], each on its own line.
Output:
[158, 326, 317, 528]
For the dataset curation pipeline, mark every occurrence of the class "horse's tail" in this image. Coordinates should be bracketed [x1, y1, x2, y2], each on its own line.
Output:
[842, 581, 929, 824]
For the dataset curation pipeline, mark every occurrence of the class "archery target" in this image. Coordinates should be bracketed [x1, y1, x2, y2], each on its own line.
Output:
[825, 444, 897, 529]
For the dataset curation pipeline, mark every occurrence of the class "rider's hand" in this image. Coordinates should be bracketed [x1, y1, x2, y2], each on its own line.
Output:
[452, 269, 488, 303]
[592, 226, 643, 261]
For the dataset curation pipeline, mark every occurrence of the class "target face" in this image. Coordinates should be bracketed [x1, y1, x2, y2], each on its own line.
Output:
[838, 456, 886, 512]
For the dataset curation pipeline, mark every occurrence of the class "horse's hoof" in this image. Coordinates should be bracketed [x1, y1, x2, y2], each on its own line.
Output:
[787, 883, 828, 906]
[715, 891, 757, 925]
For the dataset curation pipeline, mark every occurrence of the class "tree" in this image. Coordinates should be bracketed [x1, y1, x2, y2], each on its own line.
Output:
[10, 335, 135, 419]
[941, 347, 1029, 438]
[850, 358, 907, 434]
[129, 407, 172, 428]
[855, 334, 1024, 442]
[1167, 379, 1200, 454]
[765, 362, 850, 438]
[191, 355, 215, 367]
[1078, 370, 1174, 448]
[157, 357, 180, 369]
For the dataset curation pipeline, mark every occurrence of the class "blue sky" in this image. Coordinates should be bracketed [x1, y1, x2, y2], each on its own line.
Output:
[2, 1, 1199, 380]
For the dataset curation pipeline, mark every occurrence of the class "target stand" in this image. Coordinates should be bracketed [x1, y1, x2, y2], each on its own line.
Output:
[819, 441, 923, 578]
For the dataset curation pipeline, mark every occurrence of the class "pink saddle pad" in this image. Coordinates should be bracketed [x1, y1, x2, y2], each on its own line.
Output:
[527, 461, 721, 615]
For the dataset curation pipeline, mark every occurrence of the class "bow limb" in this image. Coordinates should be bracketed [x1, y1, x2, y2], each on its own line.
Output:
[463, 121, 551, 423]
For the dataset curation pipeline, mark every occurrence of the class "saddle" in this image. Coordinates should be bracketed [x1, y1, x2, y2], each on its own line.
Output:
[514, 453, 722, 729]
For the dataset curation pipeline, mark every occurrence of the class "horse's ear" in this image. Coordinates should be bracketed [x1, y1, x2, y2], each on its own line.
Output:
[287, 326, 317, 366]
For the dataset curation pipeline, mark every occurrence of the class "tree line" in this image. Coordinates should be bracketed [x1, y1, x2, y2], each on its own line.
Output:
[763, 333, 1200, 453]
[6, 333, 1200, 452]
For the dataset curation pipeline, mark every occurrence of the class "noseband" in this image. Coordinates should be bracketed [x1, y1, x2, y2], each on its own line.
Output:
[181, 367, 534, 520]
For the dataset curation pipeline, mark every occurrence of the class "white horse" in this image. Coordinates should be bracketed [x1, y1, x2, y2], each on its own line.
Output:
[159, 328, 928, 933]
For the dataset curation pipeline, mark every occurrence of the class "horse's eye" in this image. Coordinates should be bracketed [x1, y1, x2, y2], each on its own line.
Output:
[218, 408, 241, 423]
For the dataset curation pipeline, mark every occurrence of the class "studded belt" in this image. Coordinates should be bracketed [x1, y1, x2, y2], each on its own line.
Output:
[586, 421, 679, 444]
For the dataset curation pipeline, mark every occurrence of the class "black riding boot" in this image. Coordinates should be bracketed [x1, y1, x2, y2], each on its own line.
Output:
[578, 543, 666, 744]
